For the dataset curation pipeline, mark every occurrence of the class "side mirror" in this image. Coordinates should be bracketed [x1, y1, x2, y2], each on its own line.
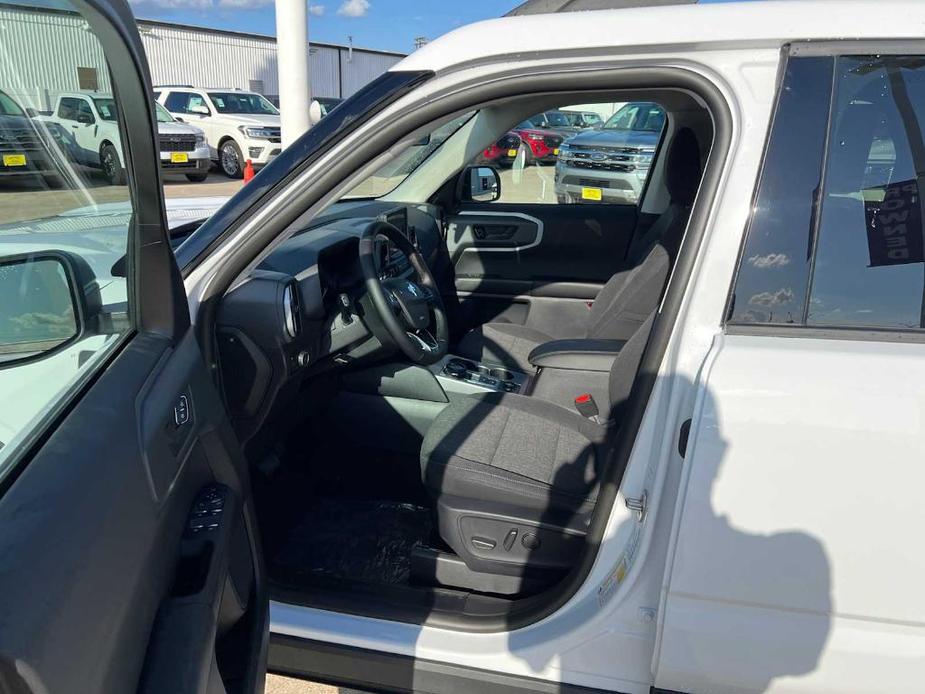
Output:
[77, 112, 94, 125]
[0, 251, 101, 368]
[460, 166, 501, 203]
[413, 133, 431, 147]
[189, 104, 210, 116]
[308, 99, 323, 126]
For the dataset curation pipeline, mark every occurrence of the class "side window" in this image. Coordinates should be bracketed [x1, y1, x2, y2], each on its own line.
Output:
[728, 57, 834, 325]
[75, 99, 94, 123]
[730, 53, 925, 332]
[0, 2, 135, 471]
[469, 101, 665, 205]
[807, 56, 925, 328]
[188, 94, 209, 112]
[57, 97, 81, 121]
[164, 91, 190, 113]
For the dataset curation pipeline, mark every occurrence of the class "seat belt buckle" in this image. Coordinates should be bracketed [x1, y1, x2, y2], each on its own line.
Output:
[574, 393, 599, 419]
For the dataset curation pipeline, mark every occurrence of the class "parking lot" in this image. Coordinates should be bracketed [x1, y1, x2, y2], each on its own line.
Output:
[0, 164, 557, 226]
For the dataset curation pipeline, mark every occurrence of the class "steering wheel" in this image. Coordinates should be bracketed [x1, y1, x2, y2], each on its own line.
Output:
[358, 220, 448, 365]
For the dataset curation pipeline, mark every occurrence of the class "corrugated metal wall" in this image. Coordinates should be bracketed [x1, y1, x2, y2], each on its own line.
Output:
[0, 6, 403, 110]
[138, 21, 404, 101]
[0, 5, 111, 111]
[141, 23, 280, 95]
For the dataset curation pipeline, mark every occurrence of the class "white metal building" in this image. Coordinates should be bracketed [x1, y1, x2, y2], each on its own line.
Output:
[0, 3, 405, 111]
[138, 19, 406, 103]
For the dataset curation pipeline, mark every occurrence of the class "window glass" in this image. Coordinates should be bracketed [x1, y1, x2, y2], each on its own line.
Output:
[0, 1, 135, 471]
[164, 91, 191, 113]
[154, 102, 174, 123]
[342, 113, 475, 198]
[482, 101, 663, 205]
[207, 92, 278, 115]
[808, 56, 925, 328]
[728, 57, 834, 324]
[93, 98, 117, 121]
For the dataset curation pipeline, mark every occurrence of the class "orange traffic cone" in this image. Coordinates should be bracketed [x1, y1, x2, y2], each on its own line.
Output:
[243, 159, 255, 183]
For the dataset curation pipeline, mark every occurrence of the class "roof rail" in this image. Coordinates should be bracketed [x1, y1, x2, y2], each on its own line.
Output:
[505, 0, 696, 15]
[153, 84, 194, 88]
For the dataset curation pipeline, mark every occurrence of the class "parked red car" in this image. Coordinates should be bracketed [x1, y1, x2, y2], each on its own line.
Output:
[477, 132, 523, 167]
[511, 122, 564, 164]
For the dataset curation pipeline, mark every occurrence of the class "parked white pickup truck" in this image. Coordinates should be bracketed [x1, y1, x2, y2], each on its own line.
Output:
[37, 92, 211, 184]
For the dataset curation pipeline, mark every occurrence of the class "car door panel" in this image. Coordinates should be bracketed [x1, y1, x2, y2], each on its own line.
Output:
[0, 332, 265, 694]
[0, 0, 266, 691]
[447, 202, 637, 337]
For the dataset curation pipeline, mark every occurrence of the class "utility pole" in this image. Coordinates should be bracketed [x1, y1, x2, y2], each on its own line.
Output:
[275, 0, 311, 148]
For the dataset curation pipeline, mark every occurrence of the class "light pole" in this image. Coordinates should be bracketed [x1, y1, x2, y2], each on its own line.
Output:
[275, 0, 311, 148]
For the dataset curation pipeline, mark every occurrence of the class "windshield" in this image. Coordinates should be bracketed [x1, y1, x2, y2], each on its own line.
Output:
[154, 102, 175, 123]
[208, 92, 279, 115]
[343, 112, 475, 199]
[0, 91, 25, 117]
[543, 111, 571, 127]
[93, 97, 118, 121]
[603, 103, 665, 132]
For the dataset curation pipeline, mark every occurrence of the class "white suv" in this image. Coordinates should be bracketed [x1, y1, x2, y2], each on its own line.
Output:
[154, 86, 281, 178]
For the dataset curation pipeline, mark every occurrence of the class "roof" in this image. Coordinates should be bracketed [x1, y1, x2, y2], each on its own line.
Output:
[136, 18, 407, 58]
[396, 0, 925, 73]
[505, 0, 695, 15]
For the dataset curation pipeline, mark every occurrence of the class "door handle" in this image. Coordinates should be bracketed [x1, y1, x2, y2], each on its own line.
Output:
[473, 224, 518, 240]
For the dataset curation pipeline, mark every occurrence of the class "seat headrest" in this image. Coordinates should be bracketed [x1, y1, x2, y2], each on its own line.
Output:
[665, 127, 702, 206]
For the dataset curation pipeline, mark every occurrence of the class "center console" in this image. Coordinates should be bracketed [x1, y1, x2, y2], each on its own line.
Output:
[432, 356, 529, 396]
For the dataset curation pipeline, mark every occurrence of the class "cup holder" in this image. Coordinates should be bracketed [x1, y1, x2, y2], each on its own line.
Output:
[489, 367, 515, 382]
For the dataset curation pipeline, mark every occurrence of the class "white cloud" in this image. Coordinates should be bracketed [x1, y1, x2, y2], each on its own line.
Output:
[217, 0, 272, 8]
[748, 252, 791, 269]
[309, 3, 325, 15]
[337, 0, 369, 17]
[748, 287, 795, 307]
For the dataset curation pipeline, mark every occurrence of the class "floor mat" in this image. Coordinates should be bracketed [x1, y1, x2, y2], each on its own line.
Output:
[273, 498, 434, 586]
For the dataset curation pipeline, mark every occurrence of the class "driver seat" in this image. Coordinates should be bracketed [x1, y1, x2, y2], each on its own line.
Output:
[420, 312, 654, 577]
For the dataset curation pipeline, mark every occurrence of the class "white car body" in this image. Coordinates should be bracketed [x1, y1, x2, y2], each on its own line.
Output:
[154, 87, 282, 174]
[38, 92, 210, 179]
[181, 1, 925, 692]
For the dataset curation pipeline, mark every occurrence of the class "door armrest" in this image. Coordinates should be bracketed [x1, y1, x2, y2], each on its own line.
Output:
[528, 339, 625, 372]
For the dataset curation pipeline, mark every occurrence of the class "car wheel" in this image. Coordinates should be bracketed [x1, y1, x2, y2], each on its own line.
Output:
[100, 143, 125, 185]
[220, 140, 244, 179]
[185, 172, 209, 183]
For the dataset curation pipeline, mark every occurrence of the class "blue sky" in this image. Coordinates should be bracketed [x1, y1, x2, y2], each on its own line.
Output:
[129, 0, 523, 53]
[129, 0, 755, 54]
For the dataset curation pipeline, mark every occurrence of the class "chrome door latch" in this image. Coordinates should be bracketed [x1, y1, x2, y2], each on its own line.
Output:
[625, 490, 648, 523]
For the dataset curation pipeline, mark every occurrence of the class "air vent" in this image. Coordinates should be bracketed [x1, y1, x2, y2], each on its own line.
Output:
[282, 281, 301, 338]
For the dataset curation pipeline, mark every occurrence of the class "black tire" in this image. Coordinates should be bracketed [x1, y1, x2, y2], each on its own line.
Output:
[219, 140, 244, 179]
[100, 143, 125, 186]
[185, 172, 209, 183]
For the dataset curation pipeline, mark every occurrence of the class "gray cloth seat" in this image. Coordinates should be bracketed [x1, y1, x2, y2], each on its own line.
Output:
[421, 392, 607, 517]
[421, 312, 655, 573]
[456, 127, 701, 372]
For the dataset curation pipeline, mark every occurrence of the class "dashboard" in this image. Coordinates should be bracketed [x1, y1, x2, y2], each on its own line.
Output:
[215, 199, 444, 442]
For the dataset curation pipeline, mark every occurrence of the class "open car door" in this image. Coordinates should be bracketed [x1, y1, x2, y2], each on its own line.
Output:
[0, 1, 266, 693]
